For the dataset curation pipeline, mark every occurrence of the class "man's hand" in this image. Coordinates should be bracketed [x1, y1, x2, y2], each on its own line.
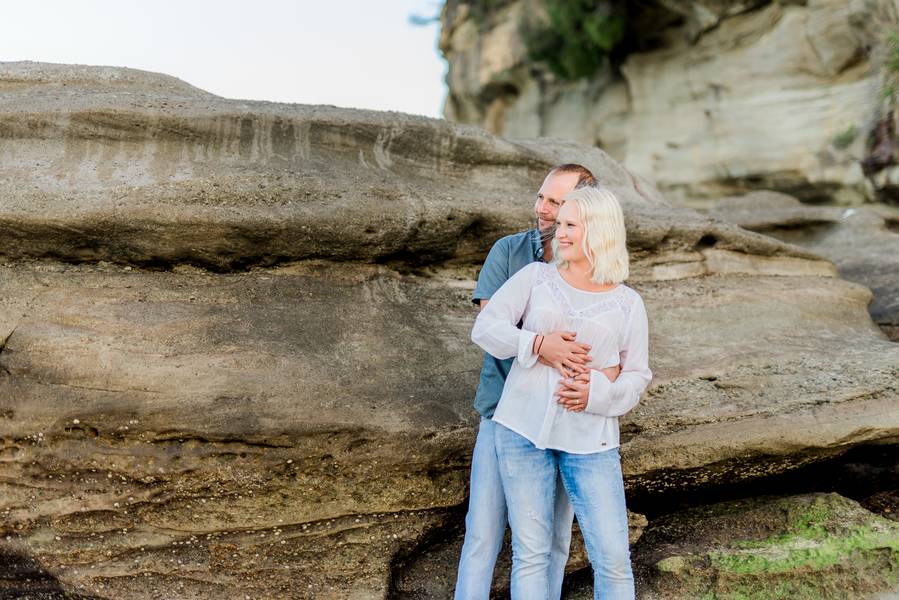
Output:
[599, 364, 621, 383]
[556, 365, 621, 412]
[536, 331, 592, 377]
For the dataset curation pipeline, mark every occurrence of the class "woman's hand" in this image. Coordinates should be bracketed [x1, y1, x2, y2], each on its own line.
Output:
[535, 331, 592, 378]
[556, 365, 621, 412]
[556, 374, 589, 412]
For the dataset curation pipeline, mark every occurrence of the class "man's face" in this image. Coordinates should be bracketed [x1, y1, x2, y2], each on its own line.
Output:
[534, 171, 581, 232]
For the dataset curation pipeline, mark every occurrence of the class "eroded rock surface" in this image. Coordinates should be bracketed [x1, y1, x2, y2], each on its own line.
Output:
[0, 63, 897, 599]
[390, 512, 648, 599]
[440, 0, 897, 205]
[628, 493, 899, 599]
[708, 191, 899, 339]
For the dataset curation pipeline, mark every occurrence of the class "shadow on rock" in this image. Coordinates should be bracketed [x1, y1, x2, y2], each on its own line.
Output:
[0, 547, 102, 600]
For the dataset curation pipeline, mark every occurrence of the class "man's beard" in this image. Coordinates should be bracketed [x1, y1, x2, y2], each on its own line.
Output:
[538, 220, 556, 244]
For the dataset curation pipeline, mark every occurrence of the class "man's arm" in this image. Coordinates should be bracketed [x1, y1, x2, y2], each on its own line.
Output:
[481, 297, 593, 374]
[472, 238, 511, 307]
[472, 237, 591, 374]
[556, 366, 620, 412]
[556, 298, 650, 415]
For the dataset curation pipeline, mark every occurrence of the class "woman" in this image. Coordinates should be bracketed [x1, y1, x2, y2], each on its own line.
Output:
[470, 185, 651, 600]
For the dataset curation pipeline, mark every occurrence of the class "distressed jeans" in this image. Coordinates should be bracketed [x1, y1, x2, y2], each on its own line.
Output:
[494, 423, 635, 600]
[454, 417, 574, 600]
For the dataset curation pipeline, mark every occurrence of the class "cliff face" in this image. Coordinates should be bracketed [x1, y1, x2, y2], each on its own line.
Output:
[440, 0, 899, 205]
[1, 62, 897, 599]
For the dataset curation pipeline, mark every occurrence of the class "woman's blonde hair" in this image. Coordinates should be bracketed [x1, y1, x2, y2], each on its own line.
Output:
[552, 186, 629, 284]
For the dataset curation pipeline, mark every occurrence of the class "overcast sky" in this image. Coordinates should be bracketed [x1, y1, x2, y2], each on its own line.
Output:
[0, 0, 447, 117]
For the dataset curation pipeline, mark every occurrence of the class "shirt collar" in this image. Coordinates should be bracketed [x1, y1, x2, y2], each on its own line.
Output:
[529, 228, 545, 261]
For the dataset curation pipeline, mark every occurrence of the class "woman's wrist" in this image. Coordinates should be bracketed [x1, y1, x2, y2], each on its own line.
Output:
[533, 334, 544, 356]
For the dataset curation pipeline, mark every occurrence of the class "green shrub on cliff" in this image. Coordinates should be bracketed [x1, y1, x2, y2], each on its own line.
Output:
[522, 0, 626, 81]
[881, 30, 899, 101]
[832, 125, 859, 150]
[455, 0, 517, 27]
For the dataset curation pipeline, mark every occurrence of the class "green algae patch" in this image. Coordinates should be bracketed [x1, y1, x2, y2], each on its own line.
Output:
[710, 494, 899, 575]
[711, 529, 899, 573]
[635, 492, 899, 599]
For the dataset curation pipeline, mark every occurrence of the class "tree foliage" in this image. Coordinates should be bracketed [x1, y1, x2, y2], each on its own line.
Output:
[522, 0, 627, 81]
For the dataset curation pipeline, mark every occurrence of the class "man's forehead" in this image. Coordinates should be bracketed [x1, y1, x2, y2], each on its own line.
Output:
[539, 172, 579, 196]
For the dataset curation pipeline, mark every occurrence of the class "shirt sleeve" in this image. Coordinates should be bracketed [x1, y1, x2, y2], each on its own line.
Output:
[470, 263, 541, 368]
[472, 237, 510, 305]
[585, 294, 652, 417]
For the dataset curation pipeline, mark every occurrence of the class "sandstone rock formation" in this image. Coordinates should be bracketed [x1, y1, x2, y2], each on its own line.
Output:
[0, 62, 897, 599]
[440, 0, 899, 205]
[629, 492, 899, 599]
[391, 513, 648, 598]
[707, 190, 899, 340]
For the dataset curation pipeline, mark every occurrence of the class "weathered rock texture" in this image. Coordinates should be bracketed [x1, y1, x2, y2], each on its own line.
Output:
[629, 492, 899, 599]
[440, 0, 899, 205]
[391, 513, 648, 598]
[0, 62, 897, 599]
[707, 191, 899, 340]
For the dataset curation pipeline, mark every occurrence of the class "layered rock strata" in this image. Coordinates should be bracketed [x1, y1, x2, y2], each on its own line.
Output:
[440, 0, 899, 205]
[708, 191, 899, 340]
[0, 62, 896, 598]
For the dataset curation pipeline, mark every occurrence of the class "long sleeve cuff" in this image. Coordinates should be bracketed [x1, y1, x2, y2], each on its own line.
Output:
[517, 330, 539, 368]
[586, 371, 613, 415]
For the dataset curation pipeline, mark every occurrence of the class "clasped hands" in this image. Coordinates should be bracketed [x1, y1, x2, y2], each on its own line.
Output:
[533, 331, 621, 413]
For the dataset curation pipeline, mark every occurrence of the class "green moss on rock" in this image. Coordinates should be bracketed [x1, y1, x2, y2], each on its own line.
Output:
[634, 493, 899, 599]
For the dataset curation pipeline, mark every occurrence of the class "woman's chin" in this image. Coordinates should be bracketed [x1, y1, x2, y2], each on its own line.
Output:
[558, 248, 581, 262]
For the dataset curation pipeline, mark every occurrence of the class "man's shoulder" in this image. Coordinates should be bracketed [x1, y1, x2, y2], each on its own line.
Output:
[488, 229, 535, 255]
[475, 229, 537, 300]
[497, 229, 535, 245]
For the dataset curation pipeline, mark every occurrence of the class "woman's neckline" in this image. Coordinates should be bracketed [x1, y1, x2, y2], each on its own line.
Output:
[553, 263, 622, 295]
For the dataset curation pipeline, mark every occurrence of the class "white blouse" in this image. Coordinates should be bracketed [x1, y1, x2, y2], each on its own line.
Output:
[471, 262, 652, 454]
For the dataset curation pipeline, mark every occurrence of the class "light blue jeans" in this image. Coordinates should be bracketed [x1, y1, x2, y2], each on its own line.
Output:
[454, 417, 574, 600]
[494, 423, 635, 600]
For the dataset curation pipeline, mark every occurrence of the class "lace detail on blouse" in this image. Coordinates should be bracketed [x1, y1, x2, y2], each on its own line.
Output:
[535, 262, 553, 286]
[538, 263, 635, 322]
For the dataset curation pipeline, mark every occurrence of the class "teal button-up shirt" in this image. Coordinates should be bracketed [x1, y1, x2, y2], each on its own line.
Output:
[471, 228, 544, 418]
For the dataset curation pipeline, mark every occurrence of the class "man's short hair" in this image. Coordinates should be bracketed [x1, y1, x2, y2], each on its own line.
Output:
[550, 163, 597, 189]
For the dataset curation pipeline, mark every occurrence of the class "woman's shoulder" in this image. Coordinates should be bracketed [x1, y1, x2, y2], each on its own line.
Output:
[615, 283, 641, 299]
[515, 261, 552, 278]
[612, 284, 647, 316]
[503, 261, 549, 288]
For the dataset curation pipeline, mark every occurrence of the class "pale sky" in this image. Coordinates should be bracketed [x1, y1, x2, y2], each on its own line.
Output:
[0, 0, 447, 118]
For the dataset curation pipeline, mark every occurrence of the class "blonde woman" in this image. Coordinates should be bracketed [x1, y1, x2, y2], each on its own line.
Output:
[470, 186, 651, 600]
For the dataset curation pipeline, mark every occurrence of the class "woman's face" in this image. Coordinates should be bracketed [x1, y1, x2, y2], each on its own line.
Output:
[555, 201, 587, 264]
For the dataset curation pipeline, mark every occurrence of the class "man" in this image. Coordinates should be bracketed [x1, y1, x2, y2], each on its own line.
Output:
[455, 164, 617, 599]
